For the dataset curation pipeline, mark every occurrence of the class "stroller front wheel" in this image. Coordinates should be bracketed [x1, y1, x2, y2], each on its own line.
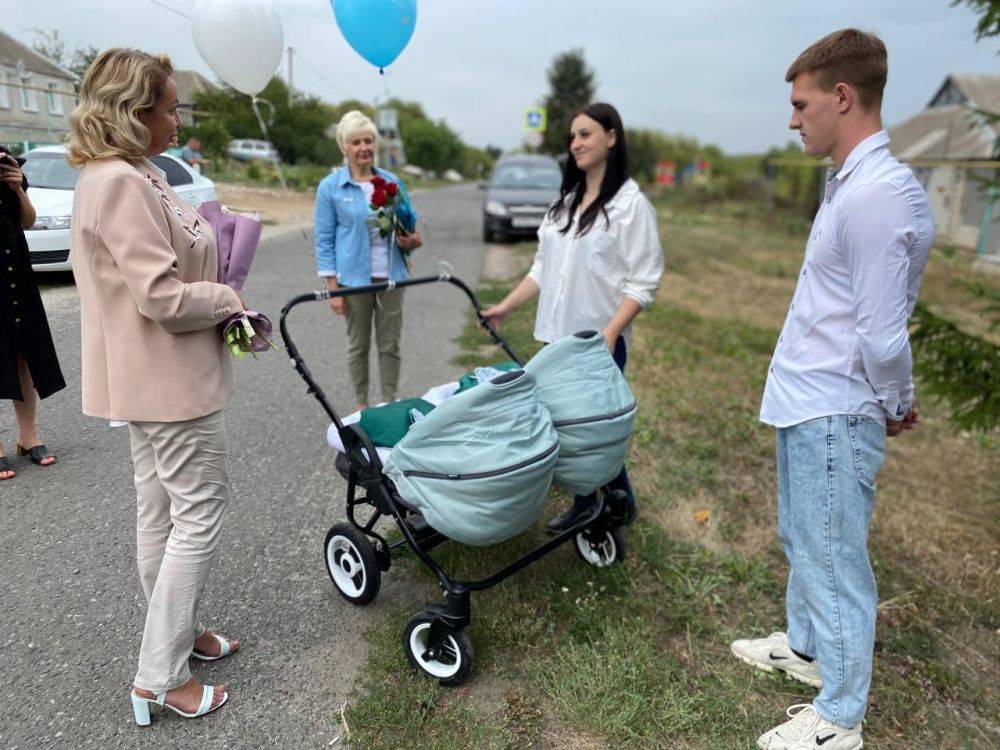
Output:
[324, 523, 381, 605]
[403, 612, 474, 686]
[574, 526, 626, 568]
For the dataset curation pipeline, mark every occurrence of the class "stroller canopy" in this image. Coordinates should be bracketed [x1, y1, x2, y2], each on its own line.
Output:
[524, 331, 637, 496]
[383, 369, 559, 547]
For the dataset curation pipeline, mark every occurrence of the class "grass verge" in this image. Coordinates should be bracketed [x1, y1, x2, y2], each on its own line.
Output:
[343, 198, 999, 749]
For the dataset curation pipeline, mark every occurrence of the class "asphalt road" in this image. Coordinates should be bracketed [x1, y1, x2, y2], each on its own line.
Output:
[1, 183, 489, 748]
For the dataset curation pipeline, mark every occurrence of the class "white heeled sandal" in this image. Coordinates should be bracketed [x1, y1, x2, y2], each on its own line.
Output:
[131, 685, 228, 726]
[191, 632, 236, 661]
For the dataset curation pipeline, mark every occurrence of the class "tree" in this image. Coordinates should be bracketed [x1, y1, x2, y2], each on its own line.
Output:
[195, 77, 340, 164]
[909, 1, 1000, 431]
[461, 145, 494, 179]
[402, 117, 463, 173]
[541, 49, 596, 155]
[31, 29, 99, 92]
[953, 0, 1000, 40]
[178, 119, 231, 160]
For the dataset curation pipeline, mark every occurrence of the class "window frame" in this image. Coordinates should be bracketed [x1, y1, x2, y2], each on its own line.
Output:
[46, 81, 64, 116]
[20, 74, 37, 112]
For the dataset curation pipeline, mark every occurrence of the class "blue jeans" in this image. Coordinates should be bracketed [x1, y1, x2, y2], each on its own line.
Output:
[575, 336, 635, 508]
[777, 415, 886, 727]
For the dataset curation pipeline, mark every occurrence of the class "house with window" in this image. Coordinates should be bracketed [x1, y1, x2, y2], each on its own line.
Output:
[0, 28, 77, 148]
[173, 69, 219, 127]
[888, 74, 1000, 259]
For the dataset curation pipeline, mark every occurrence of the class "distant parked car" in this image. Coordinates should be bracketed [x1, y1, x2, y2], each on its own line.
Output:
[20, 145, 218, 273]
[227, 139, 279, 162]
[482, 154, 562, 243]
[443, 169, 463, 183]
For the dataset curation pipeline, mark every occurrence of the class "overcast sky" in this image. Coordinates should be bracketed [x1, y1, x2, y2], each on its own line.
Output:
[5, 0, 998, 154]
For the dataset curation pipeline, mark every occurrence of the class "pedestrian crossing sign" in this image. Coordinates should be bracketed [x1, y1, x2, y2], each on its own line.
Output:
[524, 106, 547, 133]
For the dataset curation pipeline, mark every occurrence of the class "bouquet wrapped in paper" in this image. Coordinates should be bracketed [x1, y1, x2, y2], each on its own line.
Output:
[198, 200, 274, 358]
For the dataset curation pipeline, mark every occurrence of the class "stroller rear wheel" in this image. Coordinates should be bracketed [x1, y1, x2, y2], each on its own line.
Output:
[574, 526, 626, 568]
[324, 523, 381, 605]
[403, 612, 473, 686]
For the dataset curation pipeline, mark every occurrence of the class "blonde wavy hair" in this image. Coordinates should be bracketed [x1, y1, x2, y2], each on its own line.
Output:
[67, 48, 174, 167]
[336, 110, 378, 160]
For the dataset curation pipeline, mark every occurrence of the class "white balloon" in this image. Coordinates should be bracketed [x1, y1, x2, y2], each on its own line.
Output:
[192, 0, 284, 96]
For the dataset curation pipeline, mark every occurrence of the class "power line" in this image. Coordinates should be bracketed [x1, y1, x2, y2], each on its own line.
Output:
[147, 0, 191, 19]
[292, 50, 358, 102]
[144, 0, 361, 104]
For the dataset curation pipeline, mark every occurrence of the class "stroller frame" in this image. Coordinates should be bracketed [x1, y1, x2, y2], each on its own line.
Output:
[280, 273, 630, 685]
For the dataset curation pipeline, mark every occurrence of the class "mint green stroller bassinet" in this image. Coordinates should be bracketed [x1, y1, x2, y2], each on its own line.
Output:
[281, 275, 635, 688]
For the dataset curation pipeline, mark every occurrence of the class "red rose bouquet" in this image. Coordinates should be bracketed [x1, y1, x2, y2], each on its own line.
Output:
[368, 175, 413, 269]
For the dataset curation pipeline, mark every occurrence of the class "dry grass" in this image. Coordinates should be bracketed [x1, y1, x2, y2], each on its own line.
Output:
[344, 197, 999, 750]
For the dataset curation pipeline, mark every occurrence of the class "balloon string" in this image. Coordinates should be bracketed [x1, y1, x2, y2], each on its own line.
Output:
[251, 95, 288, 191]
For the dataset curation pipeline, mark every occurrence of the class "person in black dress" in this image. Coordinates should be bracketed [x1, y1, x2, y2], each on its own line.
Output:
[0, 148, 65, 480]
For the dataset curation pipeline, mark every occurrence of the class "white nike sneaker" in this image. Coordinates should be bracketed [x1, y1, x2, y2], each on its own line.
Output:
[757, 704, 862, 749]
[730, 631, 822, 688]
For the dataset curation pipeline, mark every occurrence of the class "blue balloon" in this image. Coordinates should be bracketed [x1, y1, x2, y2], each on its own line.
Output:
[333, 0, 417, 71]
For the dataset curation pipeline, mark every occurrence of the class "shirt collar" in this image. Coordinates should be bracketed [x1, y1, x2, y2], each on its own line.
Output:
[606, 178, 638, 210]
[335, 164, 352, 187]
[337, 164, 391, 187]
[830, 130, 889, 185]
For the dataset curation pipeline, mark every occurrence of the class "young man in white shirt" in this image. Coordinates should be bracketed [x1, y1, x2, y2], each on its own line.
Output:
[730, 29, 934, 750]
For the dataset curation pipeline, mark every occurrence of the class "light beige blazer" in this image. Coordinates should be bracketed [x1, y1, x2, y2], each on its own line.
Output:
[71, 157, 241, 422]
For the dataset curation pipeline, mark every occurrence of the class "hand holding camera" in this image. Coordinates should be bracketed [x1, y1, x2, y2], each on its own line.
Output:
[0, 152, 26, 194]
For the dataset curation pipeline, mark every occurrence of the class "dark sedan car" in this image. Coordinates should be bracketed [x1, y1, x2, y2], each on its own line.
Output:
[482, 155, 562, 242]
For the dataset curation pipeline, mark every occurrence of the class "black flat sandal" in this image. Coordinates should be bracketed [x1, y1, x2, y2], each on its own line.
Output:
[0, 455, 13, 479]
[17, 444, 55, 466]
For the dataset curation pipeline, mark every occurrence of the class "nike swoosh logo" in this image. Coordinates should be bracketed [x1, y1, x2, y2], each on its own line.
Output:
[769, 652, 788, 661]
[816, 733, 837, 746]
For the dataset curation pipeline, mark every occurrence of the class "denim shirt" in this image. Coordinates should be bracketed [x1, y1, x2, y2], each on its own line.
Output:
[314, 165, 418, 286]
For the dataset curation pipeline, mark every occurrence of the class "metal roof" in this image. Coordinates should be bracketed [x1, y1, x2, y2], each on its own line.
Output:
[928, 74, 1000, 112]
[173, 69, 219, 106]
[890, 75, 1000, 161]
[0, 28, 77, 81]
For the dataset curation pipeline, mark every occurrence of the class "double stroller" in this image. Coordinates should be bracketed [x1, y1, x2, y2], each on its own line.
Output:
[279, 273, 637, 685]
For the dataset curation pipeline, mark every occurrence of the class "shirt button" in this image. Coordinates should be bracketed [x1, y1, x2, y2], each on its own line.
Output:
[14, 317, 20, 323]
[6, 266, 12, 272]
[9, 283, 14, 289]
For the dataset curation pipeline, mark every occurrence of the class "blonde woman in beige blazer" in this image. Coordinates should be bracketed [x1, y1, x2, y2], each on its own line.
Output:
[68, 48, 244, 725]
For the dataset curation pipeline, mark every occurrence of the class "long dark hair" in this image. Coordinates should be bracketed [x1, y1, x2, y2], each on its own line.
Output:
[547, 102, 629, 237]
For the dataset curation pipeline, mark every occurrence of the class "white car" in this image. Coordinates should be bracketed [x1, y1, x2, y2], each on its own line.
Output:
[21, 145, 218, 273]
[226, 139, 278, 162]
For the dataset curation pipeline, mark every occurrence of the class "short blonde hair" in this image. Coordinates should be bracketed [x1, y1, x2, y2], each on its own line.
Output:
[786, 29, 887, 112]
[67, 48, 174, 167]
[336, 110, 378, 154]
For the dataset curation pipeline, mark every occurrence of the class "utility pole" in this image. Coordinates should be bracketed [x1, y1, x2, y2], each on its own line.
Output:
[287, 46, 294, 106]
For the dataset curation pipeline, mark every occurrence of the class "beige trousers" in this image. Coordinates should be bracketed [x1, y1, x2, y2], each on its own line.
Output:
[344, 283, 404, 403]
[128, 410, 229, 693]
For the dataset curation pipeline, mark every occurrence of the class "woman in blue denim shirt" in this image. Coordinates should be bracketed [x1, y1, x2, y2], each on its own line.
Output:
[315, 110, 421, 410]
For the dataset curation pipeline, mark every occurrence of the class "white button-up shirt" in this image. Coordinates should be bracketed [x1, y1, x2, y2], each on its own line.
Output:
[760, 131, 934, 428]
[529, 178, 664, 344]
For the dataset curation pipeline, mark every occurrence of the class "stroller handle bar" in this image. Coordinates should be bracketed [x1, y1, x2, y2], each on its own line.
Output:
[279, 274, 524, 431]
